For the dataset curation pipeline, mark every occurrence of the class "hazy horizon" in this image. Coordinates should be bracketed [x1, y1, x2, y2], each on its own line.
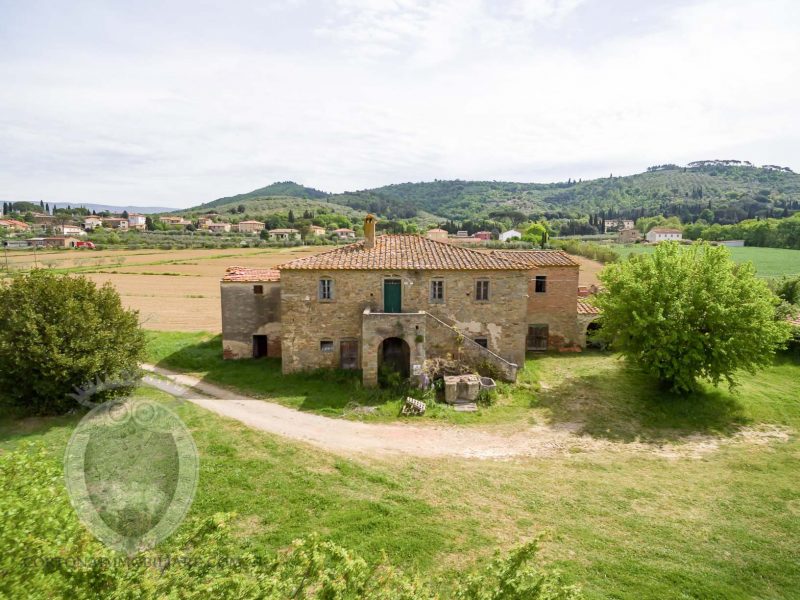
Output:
[2, 0, 799, 208]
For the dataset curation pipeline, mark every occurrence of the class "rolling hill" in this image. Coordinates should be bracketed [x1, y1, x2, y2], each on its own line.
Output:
[184, 161, 800, 225]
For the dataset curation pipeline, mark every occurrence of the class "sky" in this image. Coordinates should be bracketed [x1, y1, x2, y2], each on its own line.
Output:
[1, 0, 799, 208]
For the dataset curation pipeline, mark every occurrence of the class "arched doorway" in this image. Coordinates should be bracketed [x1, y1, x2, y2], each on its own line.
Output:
[378, 337, 410, 383]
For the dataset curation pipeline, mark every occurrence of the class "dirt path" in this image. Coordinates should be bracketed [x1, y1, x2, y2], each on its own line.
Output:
[141, 364, 790, 461]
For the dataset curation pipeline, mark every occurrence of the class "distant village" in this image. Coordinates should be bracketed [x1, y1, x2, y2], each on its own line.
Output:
[3, 202, 755, 253]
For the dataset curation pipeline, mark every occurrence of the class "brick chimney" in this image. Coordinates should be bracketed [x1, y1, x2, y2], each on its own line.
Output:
[364, 214, 377, 249]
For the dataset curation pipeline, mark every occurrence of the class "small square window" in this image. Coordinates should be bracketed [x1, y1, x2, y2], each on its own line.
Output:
[474, 337, 488, 348]
[320, 340, 334, 352]
[430, 279, 444, 302]
[319, 279, 333, 301]
[475, 280, 490, 301]
[535, 275, 547, 293]
[253, 285, 264, 294]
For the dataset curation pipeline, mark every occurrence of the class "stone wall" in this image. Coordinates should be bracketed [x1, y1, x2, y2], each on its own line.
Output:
[221, 281, 282, 359]
[525, 266, 580, 349]
[280, 268, 529, 383]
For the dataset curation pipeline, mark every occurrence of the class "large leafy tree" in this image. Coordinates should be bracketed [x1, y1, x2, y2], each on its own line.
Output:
[0, 270, 146, 414]
[594, 243, 791, 393]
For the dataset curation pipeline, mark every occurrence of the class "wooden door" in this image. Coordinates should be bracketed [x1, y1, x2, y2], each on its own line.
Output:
[383, 279, 402, 313]
[340, 340, 359, 370]
[526, 325, 548, 351]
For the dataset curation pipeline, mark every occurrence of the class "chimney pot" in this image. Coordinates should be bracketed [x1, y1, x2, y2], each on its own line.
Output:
[364, 214, 377, 249]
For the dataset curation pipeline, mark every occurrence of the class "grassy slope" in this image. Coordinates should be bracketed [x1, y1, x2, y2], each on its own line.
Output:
[3, 347, 799, 599]
[611, 245, 800, 278]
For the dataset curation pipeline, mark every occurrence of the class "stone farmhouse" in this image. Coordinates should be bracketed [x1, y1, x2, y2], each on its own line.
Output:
[221, 216, 597, 387]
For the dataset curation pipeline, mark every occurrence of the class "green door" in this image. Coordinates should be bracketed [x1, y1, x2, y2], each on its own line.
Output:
[383, 279, 402, 313]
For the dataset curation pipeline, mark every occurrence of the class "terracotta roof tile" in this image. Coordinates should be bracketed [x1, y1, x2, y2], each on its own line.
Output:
[577, 300, 601, 315]
[488, 249, 579, 267]
[222, 266, 281, 282]
[277, 234, 529, 271]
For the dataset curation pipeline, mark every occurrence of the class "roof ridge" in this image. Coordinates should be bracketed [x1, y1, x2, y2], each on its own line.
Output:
[277, 233, 528, 271]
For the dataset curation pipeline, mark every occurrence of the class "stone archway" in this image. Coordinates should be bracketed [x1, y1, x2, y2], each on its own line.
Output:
[378, 337, 410, 382]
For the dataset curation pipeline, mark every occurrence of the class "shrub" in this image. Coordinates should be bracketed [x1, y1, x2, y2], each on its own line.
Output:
[594, 242, 792, 393]
[0, 444, 583, 599]
[0, 270, 146, 414]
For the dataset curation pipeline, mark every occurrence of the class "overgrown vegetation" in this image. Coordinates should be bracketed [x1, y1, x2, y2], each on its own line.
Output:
[0, 442, 581, 599]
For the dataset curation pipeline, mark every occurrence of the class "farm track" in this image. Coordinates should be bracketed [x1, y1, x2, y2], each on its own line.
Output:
[141, 364, 790, 461]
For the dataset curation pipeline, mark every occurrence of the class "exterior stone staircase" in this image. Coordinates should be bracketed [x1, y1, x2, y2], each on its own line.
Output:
[423, 312, 519, 382]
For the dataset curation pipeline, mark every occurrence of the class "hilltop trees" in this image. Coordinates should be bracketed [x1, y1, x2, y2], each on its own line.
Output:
[594, 243, 791, 393]
[0, 271, 146, 415]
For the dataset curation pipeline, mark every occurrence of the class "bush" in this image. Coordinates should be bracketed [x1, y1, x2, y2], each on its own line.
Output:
[594, 242, 792, 392]
[550, 239, 619, 264]
[0, 444, 583, 599]
[0, 270, 146, 414]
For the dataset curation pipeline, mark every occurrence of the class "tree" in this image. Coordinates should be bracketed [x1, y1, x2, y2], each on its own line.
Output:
[122, 210, 129, 219]
[0, 271, 146, 414]
[594, 243, 791, 393]
[522, 222, 548, 243]
[288, 209, 295, 223]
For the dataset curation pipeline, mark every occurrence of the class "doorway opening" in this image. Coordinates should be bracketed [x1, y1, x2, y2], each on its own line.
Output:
[252, 335, 268, 358]
[378, 337, 410, 385]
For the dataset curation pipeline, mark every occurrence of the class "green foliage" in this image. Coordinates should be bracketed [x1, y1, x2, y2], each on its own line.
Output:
[771, 275, 800, 306]
[550, 239, 619, 263]
[0, 270, 146, 414]
[634, 215, 683, 234]
[682, 213, 800, 249]
[0, 444, 581, 599]
[594, 242, 792, 392]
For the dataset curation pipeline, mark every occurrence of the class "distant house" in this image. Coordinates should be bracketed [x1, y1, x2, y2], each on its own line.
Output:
[128, 214, 147, 231]
[499, 230, 521, 242]
[309, 225, 326, 236]
[646, 228, 682, 243]
[207, 222, 231, 233]
[196, 217, 214, 229]
[33, 237, 81, 248]
[474, 231, 492, 241]
[0, 219, 30, 232]
[237, 220, 265, 234]
[617, 228, 642, 244]
[160, 216, 192, 228]
[102, 217, 129, 230]
[603, 219, 635, 233]
[32, 213, 55, 225]
[54, 224, 87, 237]
[333, 228, 356, 239]
[268, 228, 299, 241]
[83, 216, 103, 230]
[425, 228, 449, 242]
[716, 240, 745, 247]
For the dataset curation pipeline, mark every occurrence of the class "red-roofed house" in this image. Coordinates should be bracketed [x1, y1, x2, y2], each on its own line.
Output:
[221, 215, 593, 386]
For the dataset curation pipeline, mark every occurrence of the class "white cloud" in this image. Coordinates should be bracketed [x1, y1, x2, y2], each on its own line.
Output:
[0, 0, 799, 206]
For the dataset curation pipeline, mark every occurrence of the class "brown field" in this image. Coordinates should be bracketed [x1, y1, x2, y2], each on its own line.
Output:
[3, 247, 326, 332]
[3, 245, 600, 331]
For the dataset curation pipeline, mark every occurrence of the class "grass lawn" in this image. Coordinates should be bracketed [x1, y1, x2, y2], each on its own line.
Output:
[609, 244, 800, 278]
[3, 340, 799, 598]
[146, 330, 539, 425]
